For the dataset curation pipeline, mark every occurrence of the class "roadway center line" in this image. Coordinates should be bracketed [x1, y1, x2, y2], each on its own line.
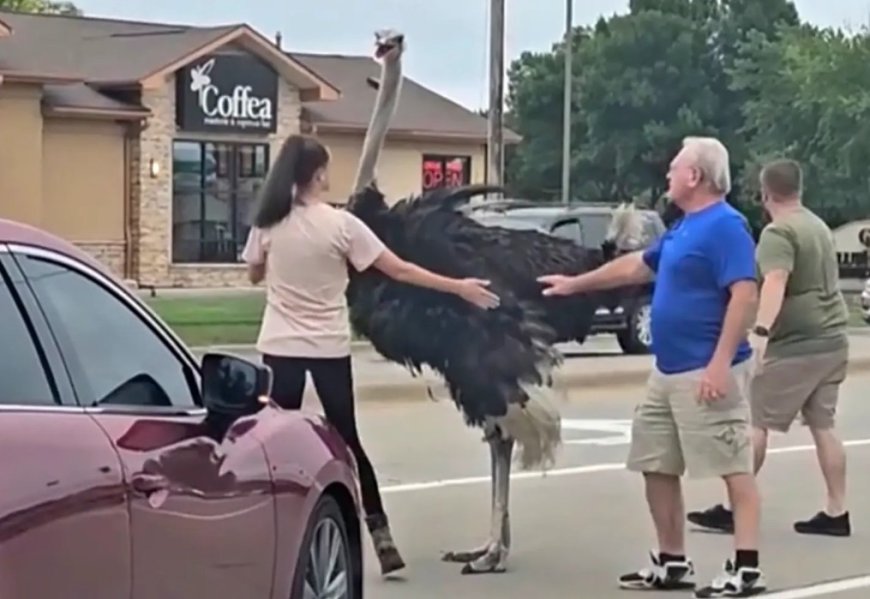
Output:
[764, 574, 870, 598]
[381, 438, 870, 495]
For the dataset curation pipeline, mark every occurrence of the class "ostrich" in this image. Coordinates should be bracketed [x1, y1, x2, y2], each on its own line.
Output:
[344, 30, 646, 575]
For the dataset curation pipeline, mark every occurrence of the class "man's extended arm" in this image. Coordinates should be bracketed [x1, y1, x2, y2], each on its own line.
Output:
[562, 251, 655, 293]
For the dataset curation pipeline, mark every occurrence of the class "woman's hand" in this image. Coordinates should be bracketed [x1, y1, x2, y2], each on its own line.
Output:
[454, 278, 500, 310]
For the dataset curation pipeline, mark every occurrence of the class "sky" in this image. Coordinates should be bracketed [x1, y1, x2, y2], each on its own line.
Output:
[74, 0, 870, 111]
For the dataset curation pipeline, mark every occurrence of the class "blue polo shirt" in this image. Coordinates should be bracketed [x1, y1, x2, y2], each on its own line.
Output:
[643, 201, 755, 374]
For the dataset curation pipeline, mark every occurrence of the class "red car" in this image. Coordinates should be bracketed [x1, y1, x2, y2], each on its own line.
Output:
[0, 218, 363, 599]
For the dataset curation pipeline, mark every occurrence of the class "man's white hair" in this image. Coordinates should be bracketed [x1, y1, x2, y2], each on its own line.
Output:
[681, 136, 731, 196]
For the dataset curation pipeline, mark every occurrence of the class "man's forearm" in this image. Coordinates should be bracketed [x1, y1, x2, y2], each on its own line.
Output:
[712, 281, 758, 364]
[568, 252, 653, 293]
[754, 271, 788, 329]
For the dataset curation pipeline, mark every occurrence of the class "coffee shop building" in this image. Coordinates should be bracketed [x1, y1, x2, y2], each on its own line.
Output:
[0, 11, 519, 288]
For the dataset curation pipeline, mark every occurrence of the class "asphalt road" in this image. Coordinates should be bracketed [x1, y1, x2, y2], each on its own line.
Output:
[334, 371, 870, 599]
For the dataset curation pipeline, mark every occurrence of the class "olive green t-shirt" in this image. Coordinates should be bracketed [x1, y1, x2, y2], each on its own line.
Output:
[756, 206, 849, 359]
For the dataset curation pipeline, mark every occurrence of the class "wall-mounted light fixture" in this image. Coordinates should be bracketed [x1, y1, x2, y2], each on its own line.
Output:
[149, 158, 160, 178]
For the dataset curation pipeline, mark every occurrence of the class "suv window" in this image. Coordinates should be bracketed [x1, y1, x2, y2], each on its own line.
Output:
[577, 214, 611, 248]
[17, 255, 197, 409]
[0, 265, 56, 406]
[551, 219, 583, 244]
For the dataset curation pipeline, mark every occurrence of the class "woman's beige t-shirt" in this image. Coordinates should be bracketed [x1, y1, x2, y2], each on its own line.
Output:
[241, 202, 386, 358]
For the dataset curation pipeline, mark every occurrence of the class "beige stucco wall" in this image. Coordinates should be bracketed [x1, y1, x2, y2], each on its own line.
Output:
[42, 118, 128, 276]
[0, 83, 44, 225]
[134, 71, 302, 288]
[320, 133, 487, 204]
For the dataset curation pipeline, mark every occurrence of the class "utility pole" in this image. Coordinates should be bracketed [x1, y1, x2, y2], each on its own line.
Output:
[487, 0, 505, 195]
[561, 0, 573, 204]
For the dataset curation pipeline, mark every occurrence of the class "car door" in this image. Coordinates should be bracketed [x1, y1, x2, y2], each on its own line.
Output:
[11, 247, 276, 599]
[0, 250, 130, 599]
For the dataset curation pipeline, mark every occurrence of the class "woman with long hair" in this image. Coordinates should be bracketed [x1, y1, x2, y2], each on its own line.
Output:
[242, 134, 499, 576]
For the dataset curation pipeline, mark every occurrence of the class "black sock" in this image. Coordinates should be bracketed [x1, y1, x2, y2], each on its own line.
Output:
[735, 550, 759, 569]
[659, 552, 686, 564]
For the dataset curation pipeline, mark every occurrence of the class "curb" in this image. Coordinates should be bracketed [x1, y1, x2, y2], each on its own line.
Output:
[352, 354, 870, 403]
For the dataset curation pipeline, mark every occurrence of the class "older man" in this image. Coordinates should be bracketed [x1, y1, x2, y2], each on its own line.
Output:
[688, 159, 852, 538]
[540, 137, 765, 597]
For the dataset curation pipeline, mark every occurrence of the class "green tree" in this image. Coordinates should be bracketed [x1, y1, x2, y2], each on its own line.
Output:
[571, 9, 723, 204]
[0, 0, 81, 14]
[505, 27, 592, 199]
[731, 25, 870, 227]
[505, 0, 801, 217]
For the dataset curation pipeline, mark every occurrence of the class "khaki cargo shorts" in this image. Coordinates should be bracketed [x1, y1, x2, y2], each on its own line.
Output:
[626, 360, 753, 479]
[751, 345, 849, 433]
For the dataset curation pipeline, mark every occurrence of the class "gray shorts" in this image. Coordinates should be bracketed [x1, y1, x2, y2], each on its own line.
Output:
[751, 345, 848, 432]
[626, 361, 753, 479]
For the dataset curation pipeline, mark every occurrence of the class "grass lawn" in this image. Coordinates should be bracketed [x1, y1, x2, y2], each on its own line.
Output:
[144, 292, 265, 347]
[144, 290, 868, 348]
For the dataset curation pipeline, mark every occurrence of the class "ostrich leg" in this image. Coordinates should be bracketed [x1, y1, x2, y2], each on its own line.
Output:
[443, 424, 514, 574]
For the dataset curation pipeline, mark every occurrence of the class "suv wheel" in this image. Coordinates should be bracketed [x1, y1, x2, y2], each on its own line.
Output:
[617, 297, 652, 355]
[291, 495, 356, 599]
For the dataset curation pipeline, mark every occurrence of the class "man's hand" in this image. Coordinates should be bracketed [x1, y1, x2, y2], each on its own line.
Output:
[748, 332, 769, 375]
[698, 358, 732, 403]
[538, 274, 581, 297]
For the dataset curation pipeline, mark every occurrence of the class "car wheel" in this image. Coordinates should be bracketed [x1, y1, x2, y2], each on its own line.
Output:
[617, 297, 652, 355]
[291, 495, 355, 599]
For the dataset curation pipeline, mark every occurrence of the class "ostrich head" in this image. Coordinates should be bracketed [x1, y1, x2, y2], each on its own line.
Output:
[374, 29, 405, 63]
[601, 202, 648, 261]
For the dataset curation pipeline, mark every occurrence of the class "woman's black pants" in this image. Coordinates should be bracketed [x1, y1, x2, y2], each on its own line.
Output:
[262, 354, 385, 518]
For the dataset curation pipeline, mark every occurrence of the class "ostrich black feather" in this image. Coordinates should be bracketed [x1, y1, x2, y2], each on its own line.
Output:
[346, 183, 602, 428]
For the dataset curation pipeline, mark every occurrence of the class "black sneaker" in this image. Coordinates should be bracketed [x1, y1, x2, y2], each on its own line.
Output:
[695, 559, 767, 597]
[794, 511, 851, 537]
[687, 504, 734, 533]
[618, 551, 696, 591]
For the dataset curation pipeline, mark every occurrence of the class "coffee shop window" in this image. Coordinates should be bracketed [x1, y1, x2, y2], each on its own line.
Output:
[171, 141, 269, 263]
[421, 154, 471, 190]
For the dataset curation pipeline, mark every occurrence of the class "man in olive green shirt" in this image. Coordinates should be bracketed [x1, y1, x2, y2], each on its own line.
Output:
[687, 159, 852, 538]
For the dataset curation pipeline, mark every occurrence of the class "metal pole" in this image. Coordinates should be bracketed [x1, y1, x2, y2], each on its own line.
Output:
[487, 0, 505, 195]
[561, 0, 573, 204]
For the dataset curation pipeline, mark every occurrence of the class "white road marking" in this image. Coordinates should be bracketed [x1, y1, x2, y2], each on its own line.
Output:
[562, 418, 633, 446]
[381, 438, 870, 494]
[765, 574, 870, 598]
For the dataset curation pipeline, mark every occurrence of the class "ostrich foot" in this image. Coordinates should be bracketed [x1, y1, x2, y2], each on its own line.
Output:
[442, 546, 489, 564]
[460, 542, 509, 575]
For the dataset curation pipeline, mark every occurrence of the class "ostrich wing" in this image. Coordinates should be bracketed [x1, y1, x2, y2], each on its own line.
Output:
[347, 185, 602, 426]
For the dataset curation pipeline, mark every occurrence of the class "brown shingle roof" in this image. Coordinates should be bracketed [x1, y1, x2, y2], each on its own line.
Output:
[0, 10, 238, 83]
[291, 52, 521, 144]
[42, 83, 150, 117]
[0, 10, 514, 142]
[0, 10, 337, 106]
[0, 15, 11, 36]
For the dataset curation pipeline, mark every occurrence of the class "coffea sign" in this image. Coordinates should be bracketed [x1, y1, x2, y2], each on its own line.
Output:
[177, 53, 278, 133]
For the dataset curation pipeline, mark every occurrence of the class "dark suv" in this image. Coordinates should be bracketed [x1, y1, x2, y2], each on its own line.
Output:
[465, 200, 666, 354]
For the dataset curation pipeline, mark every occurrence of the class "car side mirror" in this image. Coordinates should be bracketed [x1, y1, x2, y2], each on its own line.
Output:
[200, 353, 272, 418]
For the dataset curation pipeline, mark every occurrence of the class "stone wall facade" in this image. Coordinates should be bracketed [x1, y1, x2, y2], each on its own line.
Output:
[132, 62, 302, 288]
[75, 241, 127, 278]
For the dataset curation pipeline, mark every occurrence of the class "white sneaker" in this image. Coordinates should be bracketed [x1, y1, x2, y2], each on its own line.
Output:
[695, 559, 767, 597]
[618, 550, 696, 591]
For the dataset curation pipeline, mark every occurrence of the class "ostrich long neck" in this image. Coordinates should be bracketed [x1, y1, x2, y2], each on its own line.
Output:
[351, 56, 402, 192]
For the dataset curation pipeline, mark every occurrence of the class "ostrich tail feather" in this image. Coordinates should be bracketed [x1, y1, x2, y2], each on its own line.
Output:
[494, 363, 562, 472]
